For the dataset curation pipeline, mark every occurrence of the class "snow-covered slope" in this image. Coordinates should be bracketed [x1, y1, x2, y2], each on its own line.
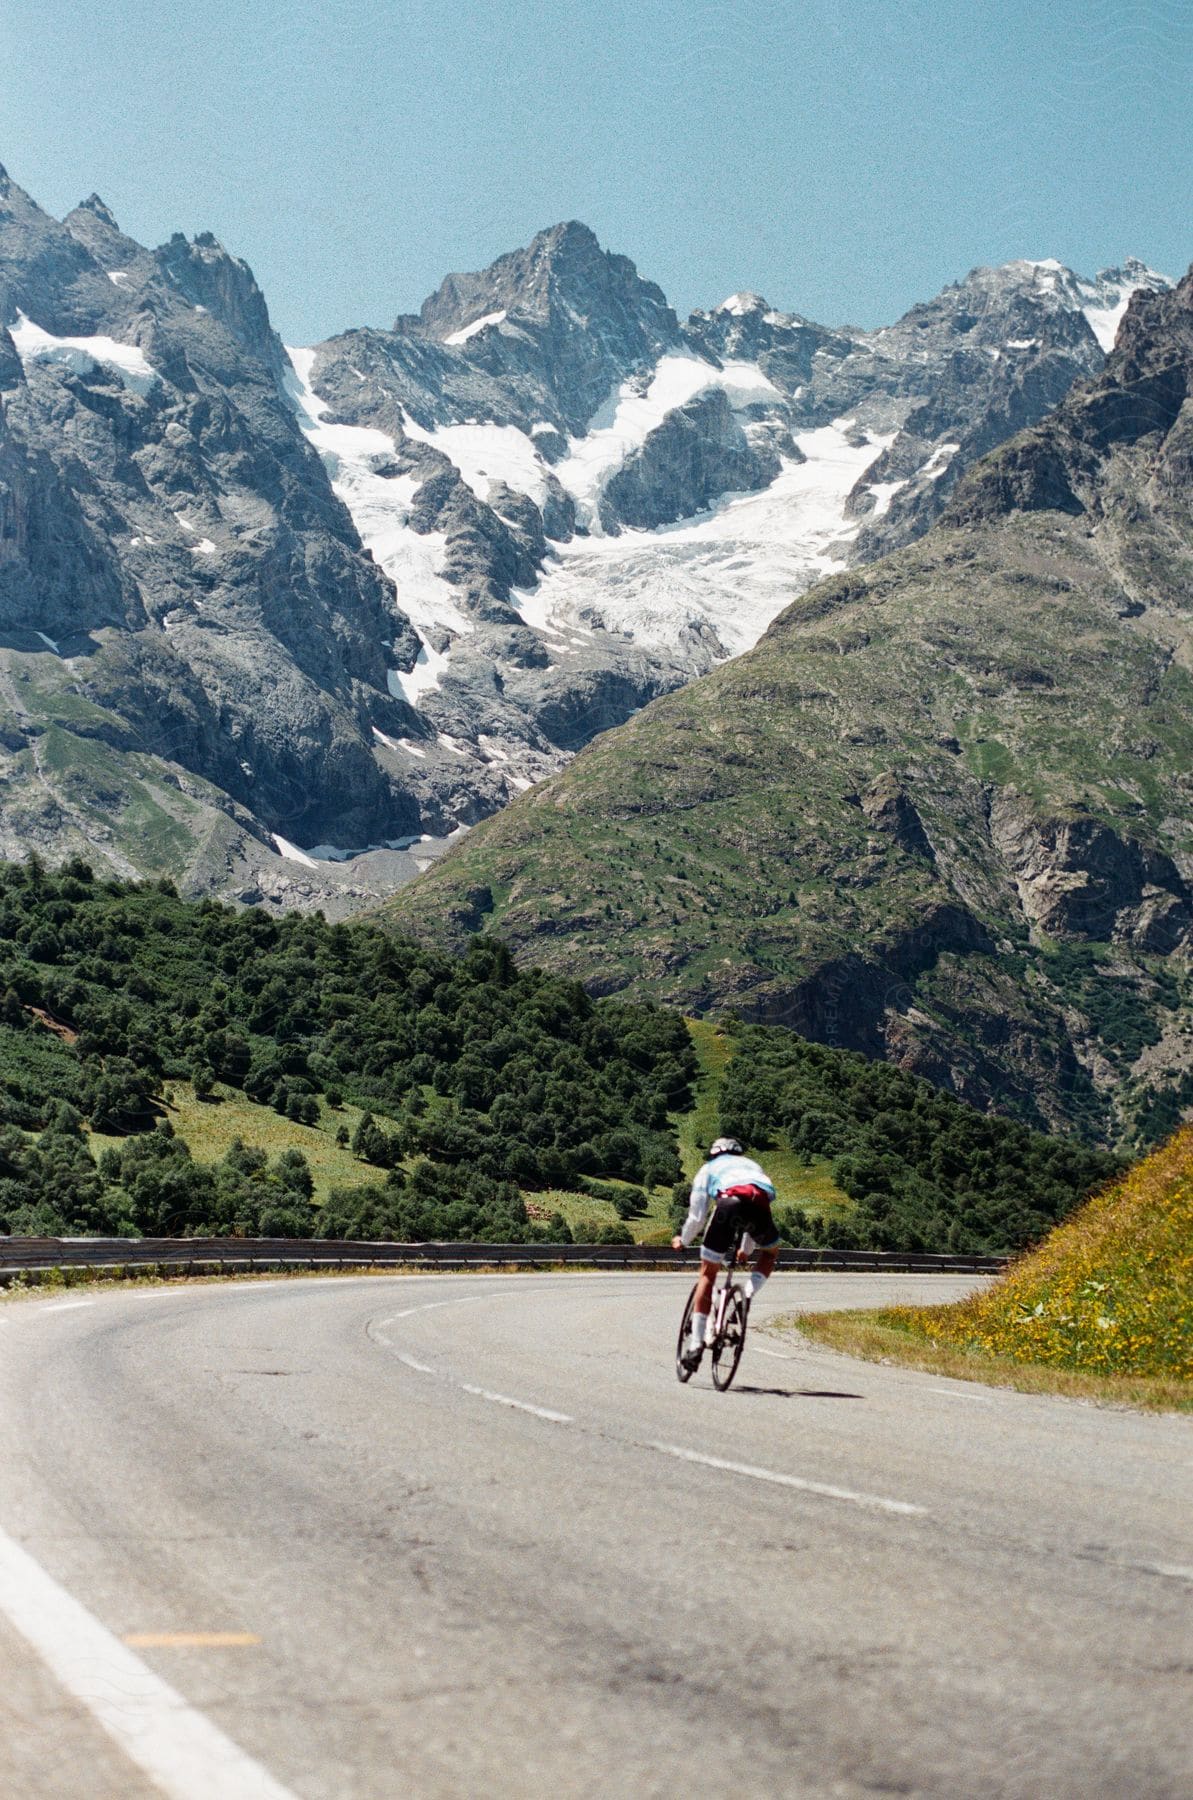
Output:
[0, 161, 1175, 901]
[520, 416, 896, 659]
[286, 243, 1171, 836]
[1023, 257, 1171, 352]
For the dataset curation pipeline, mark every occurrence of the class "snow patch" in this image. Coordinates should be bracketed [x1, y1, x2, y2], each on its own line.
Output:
[716, 292, 766, 316]
[10, 312, 157, 396]
[443, 309, 507, 346]
[1075, 262, 1170, 353]
[402, 416, 551, 508]
[175, 515, 216, 554]
[512, 584, 554, 632]
[554, 353, 782, 530]
[372, 726, 431, 760]
[867, 480, 905, 518]
[916, 442, 959, 481]
[35, 631, 60, 654]
[271, 834, 319, 869]
[284, 346, 473, 654]
[389, 638, 449, 704]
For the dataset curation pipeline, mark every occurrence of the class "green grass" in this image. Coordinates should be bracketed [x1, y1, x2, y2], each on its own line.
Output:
[89, 1082, 389, 1204]
[526, 1186, 674, 1244]
[787, 1124, 1193, 1408]
[784, 1311, 1193, 1412]
[676, 1017, 850, 1220]
[676, 1017, 732, 1179]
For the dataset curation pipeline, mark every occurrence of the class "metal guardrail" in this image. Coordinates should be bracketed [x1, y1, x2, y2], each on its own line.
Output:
[0, 1236, 1007, 1284]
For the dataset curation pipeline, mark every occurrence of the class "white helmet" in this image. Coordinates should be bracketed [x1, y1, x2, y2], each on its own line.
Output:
[708, 1137, 743, 1158]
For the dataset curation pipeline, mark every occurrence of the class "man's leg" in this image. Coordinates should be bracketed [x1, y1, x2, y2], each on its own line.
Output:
[685, 1255, 719, 1359]
[746, 1246, 778, 1300]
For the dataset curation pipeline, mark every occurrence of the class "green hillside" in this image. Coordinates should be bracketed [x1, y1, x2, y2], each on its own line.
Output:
[894, 1124, 1193, 1378]
[0, 858, 693, 1243]
[380, 272, 1193, 1150]
[798, 1125, 1192, 1407]
[0, 862, 1113, 1254]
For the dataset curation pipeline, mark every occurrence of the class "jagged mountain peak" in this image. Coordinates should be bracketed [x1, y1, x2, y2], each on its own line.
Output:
[713, 291, 771, 316]
[154, 227, 283, 374]
[945, 261, 1192, 525]
[408, 217, 679, 349]
[75, 193, 120, 230]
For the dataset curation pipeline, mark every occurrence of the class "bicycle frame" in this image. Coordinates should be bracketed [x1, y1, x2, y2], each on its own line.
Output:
[676, 1214, 751, 1388]
[709, 1215, 747, 1341]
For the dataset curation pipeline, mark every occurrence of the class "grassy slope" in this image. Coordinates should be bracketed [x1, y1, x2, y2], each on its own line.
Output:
[681, 1018, 850, 1217]
[0, 646, 225, 878]
[89, 1084, 389, 1206]
[82, 1024, 851, 1241]
[793, 1124, 1193, 1407]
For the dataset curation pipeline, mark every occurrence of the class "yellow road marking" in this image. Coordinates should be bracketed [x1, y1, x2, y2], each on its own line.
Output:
[123, 1631, 261, 1648]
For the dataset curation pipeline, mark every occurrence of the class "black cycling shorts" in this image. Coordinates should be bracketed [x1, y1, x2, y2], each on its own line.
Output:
[701, 1192, 781, 1264]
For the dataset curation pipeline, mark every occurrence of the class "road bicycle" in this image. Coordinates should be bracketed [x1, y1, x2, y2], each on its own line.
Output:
[675, 1215, 749, 1391]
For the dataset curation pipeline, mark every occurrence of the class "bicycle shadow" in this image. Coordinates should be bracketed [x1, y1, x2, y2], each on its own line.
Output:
[734, 1385, 866, 1400]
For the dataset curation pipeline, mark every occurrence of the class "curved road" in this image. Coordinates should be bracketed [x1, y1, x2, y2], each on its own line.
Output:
[0, 1272, 1190, 1799]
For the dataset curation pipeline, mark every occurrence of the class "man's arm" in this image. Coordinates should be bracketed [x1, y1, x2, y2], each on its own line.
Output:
[672, 1168, 711, 1250]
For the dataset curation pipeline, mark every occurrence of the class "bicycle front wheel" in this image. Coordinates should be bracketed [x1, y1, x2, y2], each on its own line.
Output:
[711, 1286, 748, 1391]
[675, 1283, 698, 1383]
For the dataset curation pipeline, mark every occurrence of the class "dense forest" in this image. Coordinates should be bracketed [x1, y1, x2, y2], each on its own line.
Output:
[0, 860, 1118, 1252]
[0, 858, 694, 1240]
[716, 1025, 1120, 1255]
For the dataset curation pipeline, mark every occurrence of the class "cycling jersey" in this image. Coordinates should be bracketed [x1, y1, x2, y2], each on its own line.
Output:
[680, 1153, 778, 1261]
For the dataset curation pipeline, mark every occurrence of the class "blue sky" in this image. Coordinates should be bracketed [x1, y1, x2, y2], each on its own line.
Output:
[1, 0, 1188, 344]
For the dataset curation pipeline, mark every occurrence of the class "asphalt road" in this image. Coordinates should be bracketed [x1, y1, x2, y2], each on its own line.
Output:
[0, 1272, 1190, 1800]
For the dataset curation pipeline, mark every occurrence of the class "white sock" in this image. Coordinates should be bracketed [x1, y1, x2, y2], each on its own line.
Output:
[690, 1311, 708, 1347]
[747, 1271, 768, 1300]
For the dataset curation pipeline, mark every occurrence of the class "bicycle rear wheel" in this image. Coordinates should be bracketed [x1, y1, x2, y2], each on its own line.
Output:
[675, 1284, 698, 1383]
[710, 1286, 748, 1391]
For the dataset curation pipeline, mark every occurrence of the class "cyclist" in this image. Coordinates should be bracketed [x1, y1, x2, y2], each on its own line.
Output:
[672, 1137, 781, 1369]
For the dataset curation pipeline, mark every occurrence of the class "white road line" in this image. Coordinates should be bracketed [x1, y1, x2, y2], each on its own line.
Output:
[0, 1528, 297, 1800]
[373, 1312, 567, 1412]
[378, 1297, 480, 1324]
[928, 1387, 995, 1402]
[754, 1346, 797, 1362]
[649, 1443, 927, 1517]
[460, 1384, 572, 1425]
[1142, 1562, 1193, 1585]
[40, 1299, 95, 1314]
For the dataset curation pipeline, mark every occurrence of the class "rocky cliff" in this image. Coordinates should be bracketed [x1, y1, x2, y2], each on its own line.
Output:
[0, 164, 438, 908]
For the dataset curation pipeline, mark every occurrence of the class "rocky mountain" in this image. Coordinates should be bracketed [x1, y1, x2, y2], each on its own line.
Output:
[0, 165, 441, 911]
[0, 159, 1170, 908]
[293, 238, 1168, 834]
[383, 269, 1193, 1149]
